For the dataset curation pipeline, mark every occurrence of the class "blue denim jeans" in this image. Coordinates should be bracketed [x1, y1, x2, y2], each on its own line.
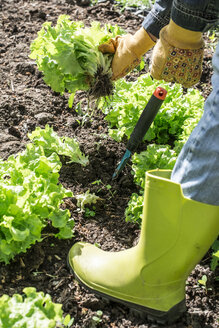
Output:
[142, 0, 219, 38]
[171, 42, 219, 205]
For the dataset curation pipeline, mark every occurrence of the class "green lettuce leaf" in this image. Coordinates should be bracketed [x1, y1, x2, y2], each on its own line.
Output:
[0, 126, 88, 263]
[100, 73, 204, 145]
[28, 124, 89, 165]
[0, 287, 73, 328]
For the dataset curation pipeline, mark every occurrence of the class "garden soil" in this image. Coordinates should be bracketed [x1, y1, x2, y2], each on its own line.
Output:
[0, 1, 218, 327]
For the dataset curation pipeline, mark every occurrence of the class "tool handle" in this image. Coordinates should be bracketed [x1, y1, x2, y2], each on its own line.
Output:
[126, 87, 167, 152]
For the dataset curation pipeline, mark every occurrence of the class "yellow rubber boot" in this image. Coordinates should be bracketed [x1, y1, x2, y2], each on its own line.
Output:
[68, 170, 219, 324]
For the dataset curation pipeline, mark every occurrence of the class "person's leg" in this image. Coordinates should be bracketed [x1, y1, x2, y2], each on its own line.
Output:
[68, 43, 219, 327]
[171, 42, 219, 205]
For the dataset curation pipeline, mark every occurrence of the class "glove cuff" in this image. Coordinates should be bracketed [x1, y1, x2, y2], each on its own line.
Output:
[164, 19, 204, 49]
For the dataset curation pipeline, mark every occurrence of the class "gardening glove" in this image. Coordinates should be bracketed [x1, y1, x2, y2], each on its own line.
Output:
[98, 28, 156, 80]
[150, 20, 205, 88]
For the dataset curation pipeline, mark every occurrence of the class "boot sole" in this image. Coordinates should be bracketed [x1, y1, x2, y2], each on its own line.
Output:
[67, 255, 186, 325]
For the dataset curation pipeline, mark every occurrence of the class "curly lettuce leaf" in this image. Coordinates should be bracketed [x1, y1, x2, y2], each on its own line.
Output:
[100, 73, 204, 145]
[0, 126, 88, 263]
[0, 287, 73, 328]
[28, 124, 89, 165]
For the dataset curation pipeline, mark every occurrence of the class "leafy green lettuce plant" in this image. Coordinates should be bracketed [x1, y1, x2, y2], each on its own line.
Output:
[0, 126, 88, 264]
[131, 144, 178, 188]
[28, 124, 88, 165]
[125, 145, 177, 223]
[30, 15, 124, 106]
[100, 74, 204, 145]
[115, 0, 153, 9]
[210, 240, 219, 271]
[0, 287, 73, 328]
[101, 74, 204, 224]
[75, 189, 100, 212]
[125, 193, 144, 224]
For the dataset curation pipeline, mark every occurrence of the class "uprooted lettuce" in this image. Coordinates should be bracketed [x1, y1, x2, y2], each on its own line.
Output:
[30, 15, 124, 107]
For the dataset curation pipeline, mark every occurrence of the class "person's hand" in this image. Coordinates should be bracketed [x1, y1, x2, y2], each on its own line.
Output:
[99, 28, 155, 80]
[150, 20, 205, 88]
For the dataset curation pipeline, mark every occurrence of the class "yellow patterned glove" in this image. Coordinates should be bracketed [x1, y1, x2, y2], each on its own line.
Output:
[99, 28, 155, 80]
[150, 20, 205, 88]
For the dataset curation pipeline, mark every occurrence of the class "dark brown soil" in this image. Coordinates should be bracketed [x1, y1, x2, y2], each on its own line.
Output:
[0, 1, 218, 327]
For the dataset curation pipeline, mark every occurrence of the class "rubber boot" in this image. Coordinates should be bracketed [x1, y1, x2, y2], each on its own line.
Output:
[68, 170, 219, 324]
